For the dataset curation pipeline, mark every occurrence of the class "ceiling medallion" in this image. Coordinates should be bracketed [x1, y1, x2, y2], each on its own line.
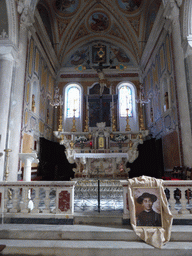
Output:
[54, 0, 80, 17]
[88, 11, 110, 32]
[116, 0, 142, 13]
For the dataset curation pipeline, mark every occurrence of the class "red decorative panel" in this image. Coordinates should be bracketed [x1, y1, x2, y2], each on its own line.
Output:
[59, 190, 70, 212]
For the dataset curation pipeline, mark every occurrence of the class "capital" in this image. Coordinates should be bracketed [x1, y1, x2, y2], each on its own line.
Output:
[20, 7, 34, 28]
[163, 1, 180, 21]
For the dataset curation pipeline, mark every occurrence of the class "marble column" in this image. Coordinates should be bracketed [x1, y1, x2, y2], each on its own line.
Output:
[0, 48, 16, 181]
[164, 2, 192, 167]
[7, 8, 34, 181]
[19, 153, 39, 181]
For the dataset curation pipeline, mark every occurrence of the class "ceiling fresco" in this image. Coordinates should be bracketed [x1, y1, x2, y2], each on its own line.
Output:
[116, 0, 143, 12]
[36, 0, 161, 70]
[64, 42, 132, 68]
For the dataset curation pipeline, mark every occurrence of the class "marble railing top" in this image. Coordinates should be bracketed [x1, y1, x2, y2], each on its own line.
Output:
[0, 181, 77, 186]
[120, 180, 192, 186]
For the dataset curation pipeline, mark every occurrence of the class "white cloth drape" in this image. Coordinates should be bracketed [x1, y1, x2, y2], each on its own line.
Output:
[127, 176, 173, 248]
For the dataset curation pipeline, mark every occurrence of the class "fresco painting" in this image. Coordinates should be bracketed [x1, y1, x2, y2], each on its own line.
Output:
[54, 0, 79, 15]
[117, 0, 142, 12]
[88, 12, 109, 32]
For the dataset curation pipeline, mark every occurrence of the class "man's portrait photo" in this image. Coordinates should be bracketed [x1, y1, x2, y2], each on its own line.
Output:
[133, 188, 162, 227]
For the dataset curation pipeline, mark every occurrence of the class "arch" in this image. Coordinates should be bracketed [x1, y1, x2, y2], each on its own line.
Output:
[117, 81, 139, 132]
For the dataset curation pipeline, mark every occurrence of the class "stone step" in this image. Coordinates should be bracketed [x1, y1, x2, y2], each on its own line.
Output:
[0, 224, 191, 242]
[0, 240, 192, 256]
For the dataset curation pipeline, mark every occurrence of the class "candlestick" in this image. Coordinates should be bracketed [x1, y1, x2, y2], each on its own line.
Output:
[71, 109, 77, 132]
[4, 149, 12, 181]
[125, 108, 131, 131]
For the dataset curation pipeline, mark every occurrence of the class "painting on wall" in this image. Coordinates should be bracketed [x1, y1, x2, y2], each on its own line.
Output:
[88, 12, 110, 32]
[117, 0, 142, 12]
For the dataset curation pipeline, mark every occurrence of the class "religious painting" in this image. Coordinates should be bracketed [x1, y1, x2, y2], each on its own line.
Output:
[70, 46, 89, 66]
[92, 45, 106, 64]
[133, 187, 162, 227]
[110, 46, 130, 63]
[117, 0, 142, 12]
[88, 12, 110, 32]
[54, 0, 79, 16]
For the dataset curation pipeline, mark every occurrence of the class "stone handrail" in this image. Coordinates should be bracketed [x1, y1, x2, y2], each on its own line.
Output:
[0, 181, 76, 224]
[120, 180, 192, 223]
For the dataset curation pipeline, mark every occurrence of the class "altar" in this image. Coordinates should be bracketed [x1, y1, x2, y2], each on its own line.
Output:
[54, 122, 148, 179]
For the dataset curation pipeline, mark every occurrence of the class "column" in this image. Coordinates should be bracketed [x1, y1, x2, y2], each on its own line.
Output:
[0, 48, 16, 181]
[8, 8, 34, 181]
[164, 2, 192, 167]
[19, 153, 39, 181]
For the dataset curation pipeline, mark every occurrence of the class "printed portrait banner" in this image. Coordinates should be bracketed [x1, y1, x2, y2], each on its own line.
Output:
[127, 176, 173, 248]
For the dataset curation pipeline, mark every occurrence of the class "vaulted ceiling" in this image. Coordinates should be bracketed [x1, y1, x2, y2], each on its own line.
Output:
[35, 0, 161, 70]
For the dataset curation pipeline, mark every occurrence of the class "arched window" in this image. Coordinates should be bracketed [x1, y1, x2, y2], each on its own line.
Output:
[66, 85, 80, 118]
[119, 84, 133, 117]
[64, 83, 82, 132]
[117, 82, 139, 132]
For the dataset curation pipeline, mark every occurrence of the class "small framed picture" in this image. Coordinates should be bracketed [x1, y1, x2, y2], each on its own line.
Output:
[133, 187, 162, 227]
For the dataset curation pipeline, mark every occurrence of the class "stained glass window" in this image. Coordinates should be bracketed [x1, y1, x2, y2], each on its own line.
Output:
[66, 85, 80, 118]
[119, 84, 133, 117]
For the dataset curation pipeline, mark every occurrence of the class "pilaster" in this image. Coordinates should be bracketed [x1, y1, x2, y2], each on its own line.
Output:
[7, 6, 34, 181]
[0, 47, 18, 181]
[164, 0, 192, 167]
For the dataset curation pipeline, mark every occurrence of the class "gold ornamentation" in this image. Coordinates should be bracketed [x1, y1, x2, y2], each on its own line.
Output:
[70, 141, 74, 148]
[112, 109, 116, 132]
[139, 107, 145, 130]
[4, 149, 12, 181]
[58, 106, 63, 132]
[71, 109, 77, 132]
[125, 108, 131, 131]
[84, 109, 89, 132]
[128, 140, 133, 149]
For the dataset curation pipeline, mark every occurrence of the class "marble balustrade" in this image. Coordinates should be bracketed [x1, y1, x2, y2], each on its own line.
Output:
[120, 180, 192, 222]
[0, 181, 76, 221]
[0, 180, 191, 223]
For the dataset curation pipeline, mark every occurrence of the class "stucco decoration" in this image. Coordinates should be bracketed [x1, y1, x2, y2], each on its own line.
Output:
[128, 176, 173, 249]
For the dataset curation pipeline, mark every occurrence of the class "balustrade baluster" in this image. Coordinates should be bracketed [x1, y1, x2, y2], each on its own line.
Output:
[4, 187, 9, 213]
[31, 187, 40, 213]
[43, 187, 50, 213]
[167, 188, 178, 215]
[10, 188, 19, 213]
[20, 187, 29, 213]
[180, 188, 189, 215]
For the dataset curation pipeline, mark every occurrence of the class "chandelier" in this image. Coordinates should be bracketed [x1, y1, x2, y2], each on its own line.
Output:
[136, 84, 151, 105]
[48, 86, 63, 108]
